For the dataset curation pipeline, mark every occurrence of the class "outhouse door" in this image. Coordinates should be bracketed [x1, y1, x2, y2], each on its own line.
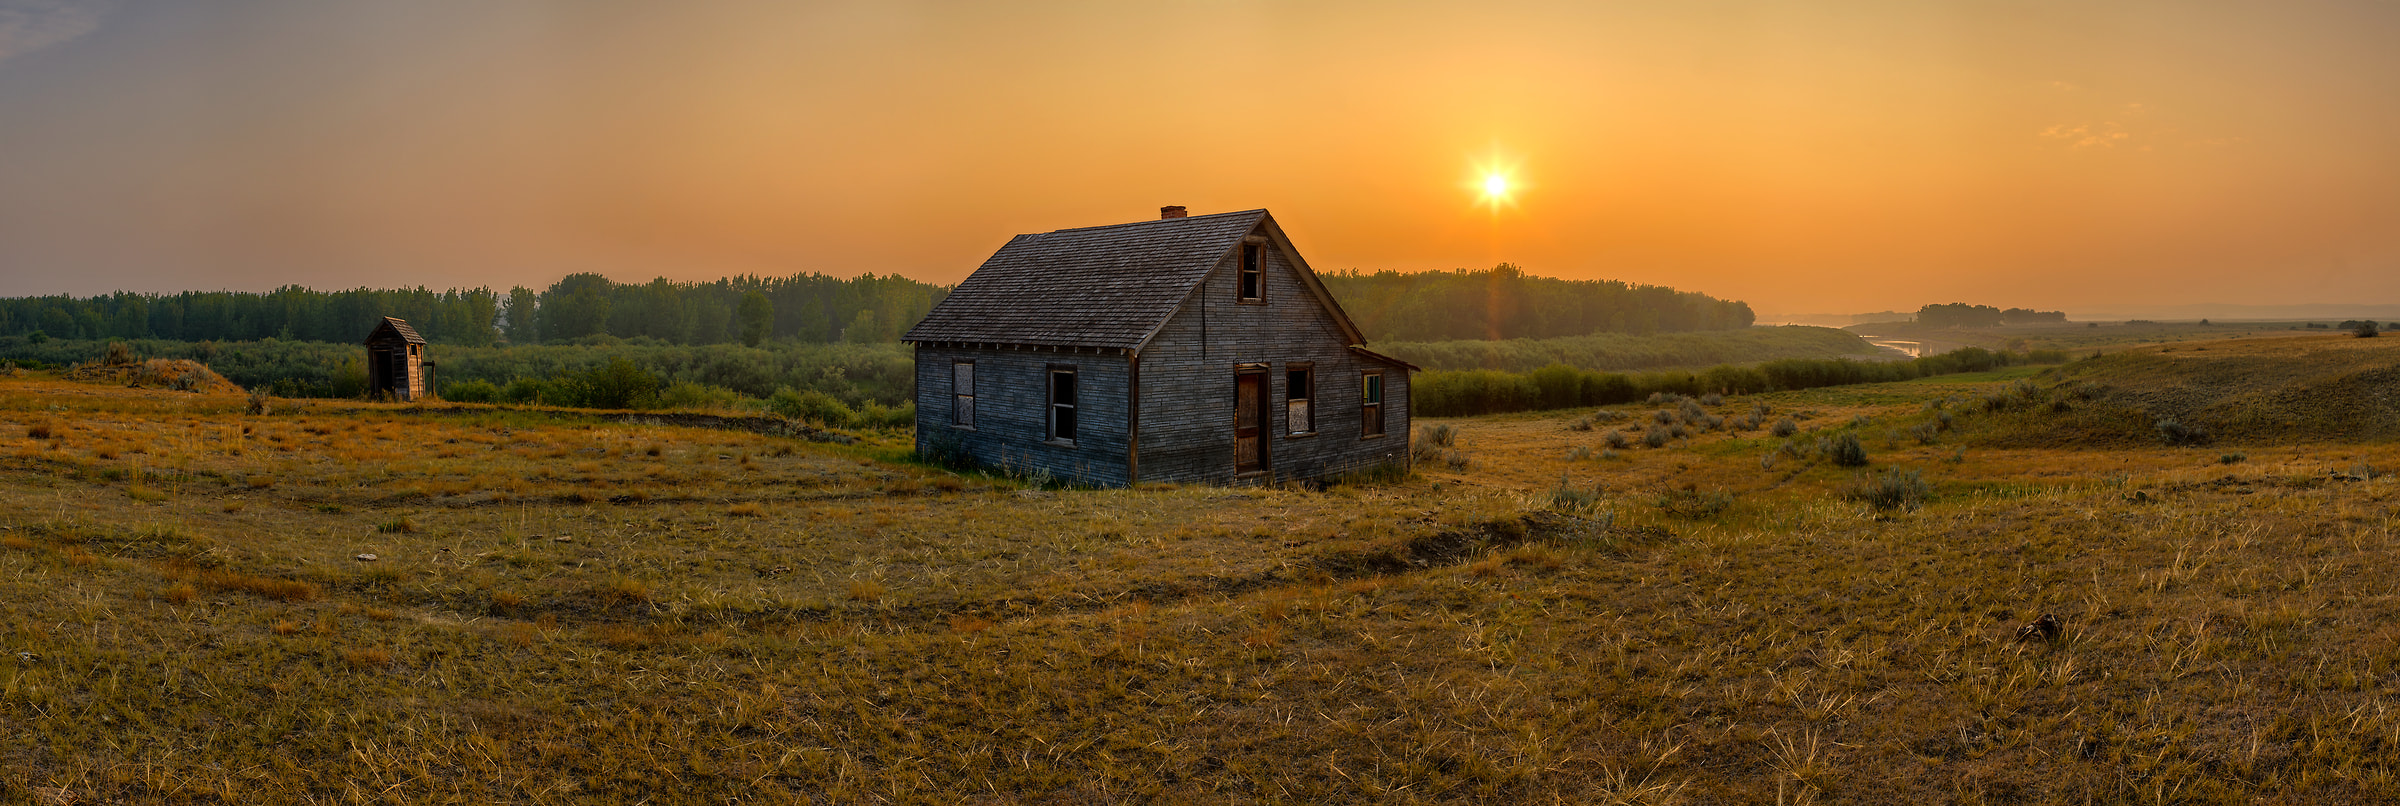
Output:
[1235, 371, 1268, 473]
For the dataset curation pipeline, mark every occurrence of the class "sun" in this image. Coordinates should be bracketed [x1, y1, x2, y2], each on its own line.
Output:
[1466, 151, 1524, 215]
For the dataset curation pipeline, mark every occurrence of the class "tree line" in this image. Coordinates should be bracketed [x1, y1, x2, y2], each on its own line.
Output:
[1915, 303, 2068, 328]
[508, 272, 948, 346]
[1319, 264, 1755, 342]
[0, 287, 503, 346]
[0, 272, 951, 347]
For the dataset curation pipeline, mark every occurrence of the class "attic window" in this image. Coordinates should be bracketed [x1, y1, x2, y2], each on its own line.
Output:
[1238, 244, 1263, 302]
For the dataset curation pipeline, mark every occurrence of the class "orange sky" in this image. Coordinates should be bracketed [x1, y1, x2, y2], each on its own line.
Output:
[1, 1, 2396, 315]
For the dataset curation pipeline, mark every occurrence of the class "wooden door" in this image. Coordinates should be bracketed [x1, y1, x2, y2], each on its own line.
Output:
[1235, 372, 1266, 473]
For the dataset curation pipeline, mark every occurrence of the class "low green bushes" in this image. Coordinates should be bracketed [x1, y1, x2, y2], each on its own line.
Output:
[1415, 347, 2066, 417]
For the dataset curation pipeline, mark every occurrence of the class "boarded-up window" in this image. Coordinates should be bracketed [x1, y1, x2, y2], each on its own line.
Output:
[1238, 244, 1263, 302]
[952, 361, 975, 428]
[1048, 367, 1077, 444]
[1285, 365, 1313, 435]
[1361, 371, 1385, 437]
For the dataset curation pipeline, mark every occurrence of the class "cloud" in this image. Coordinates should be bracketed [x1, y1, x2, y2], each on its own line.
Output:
[0, 0, 113, 64]
[2038, 122, 2131, 149]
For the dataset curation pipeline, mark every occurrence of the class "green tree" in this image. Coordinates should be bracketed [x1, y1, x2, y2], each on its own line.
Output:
[503, 286, 540, 344]
[738, 291, 774, 347]
[543, 274, 615, 341]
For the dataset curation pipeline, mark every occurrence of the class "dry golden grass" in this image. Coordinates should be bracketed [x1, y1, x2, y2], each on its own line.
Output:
[5, 348, 2400, 802]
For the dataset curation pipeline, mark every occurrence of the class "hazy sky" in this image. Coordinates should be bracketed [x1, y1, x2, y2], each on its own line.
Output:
[1, 1, 2396, 314]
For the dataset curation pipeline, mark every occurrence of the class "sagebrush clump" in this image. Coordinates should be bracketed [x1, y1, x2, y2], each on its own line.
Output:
[1843, 468, 1930, 511]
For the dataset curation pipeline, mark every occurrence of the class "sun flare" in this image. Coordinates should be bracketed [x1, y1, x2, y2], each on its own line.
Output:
[1466, 150, 1524, 215]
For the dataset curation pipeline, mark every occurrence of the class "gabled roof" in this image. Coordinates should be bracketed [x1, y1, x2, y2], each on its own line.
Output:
[903, 209, 1367, 352]
[364, 317, 426, 345]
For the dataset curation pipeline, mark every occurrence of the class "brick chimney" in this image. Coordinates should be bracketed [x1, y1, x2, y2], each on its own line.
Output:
[1159, 205, 1188, 220]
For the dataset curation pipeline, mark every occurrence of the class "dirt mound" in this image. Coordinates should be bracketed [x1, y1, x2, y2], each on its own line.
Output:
[65, 359, 245, 394]
[2005, 334, 2400, 445]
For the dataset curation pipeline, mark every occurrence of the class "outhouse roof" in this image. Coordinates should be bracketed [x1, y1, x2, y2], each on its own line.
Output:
[364, 317, 427, 345]
[902, 209, 1367, 352]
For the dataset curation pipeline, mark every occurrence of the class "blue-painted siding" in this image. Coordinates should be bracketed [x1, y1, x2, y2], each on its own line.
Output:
[914, 345, 1132, 487]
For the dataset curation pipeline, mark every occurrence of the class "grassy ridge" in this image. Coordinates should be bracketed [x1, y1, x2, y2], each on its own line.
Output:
[6, 344, 2400, 802]
[1994, 333, 2400, 448]
[1379, 325, 1877, 373]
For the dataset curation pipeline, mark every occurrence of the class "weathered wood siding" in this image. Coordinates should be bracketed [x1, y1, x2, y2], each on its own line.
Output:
[1133, 235, 1410, 485]
[406, 347, 424, 400]
[913, 344, 1132, 487]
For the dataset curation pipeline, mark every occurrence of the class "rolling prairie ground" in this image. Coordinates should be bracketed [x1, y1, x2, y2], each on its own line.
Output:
[5, 334, 2400, 803]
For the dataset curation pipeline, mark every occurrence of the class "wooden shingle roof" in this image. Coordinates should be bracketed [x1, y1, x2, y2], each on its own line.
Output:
[364, 317, 426, 345]
[904, 209, 1364, 352]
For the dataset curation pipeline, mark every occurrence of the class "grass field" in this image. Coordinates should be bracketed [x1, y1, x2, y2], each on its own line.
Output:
[5, 334, 2400, 803]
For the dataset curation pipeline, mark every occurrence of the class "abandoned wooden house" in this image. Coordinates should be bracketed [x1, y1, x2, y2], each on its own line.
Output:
[362, 317, 435, 401]
[903, 207, 1415, 486]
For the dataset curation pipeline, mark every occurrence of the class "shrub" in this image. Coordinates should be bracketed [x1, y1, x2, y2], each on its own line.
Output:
[1843, 468, 1929, 511]
[2156, 416, 2211, 446]
[1822, 433, 1869, 467]
[1771, 418, 1799, 438]
[562, 358, 662, 409]
[1443, 450, 1471, 471]
[768, 388, 856, 428]
[501, 377, 549, 404]
[1642, 425, 1671, 448]
[443, 379, 502, 403]
[656, 381, 742, 411]
[2355, 321, 2381, 338]
[1548, 476, 1603, 513]
[2219, 452, 2246, 464]
[1699, 392, 1723, 406]
[922, 431, 977, 471]
[854, 400, 916, 430]
[1908, 421, 1940, 444]
[1529, 364, 1583, 410]
[1413, 423, 1459, 462]
[1604, 430, 1631, 450]
[1657, 487, 1732, 519]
